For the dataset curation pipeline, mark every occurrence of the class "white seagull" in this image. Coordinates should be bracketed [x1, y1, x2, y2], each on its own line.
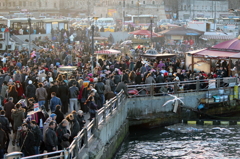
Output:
[162, 94, 184, 107]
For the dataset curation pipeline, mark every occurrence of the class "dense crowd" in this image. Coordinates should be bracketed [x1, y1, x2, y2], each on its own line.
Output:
[0, 25, 238, 158]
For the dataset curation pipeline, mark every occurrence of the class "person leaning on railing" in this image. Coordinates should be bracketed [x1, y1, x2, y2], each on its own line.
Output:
[115, 81, 129, 97]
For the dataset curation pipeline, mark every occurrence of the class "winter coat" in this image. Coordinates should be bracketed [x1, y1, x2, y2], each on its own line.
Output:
[11, 108, 25, 131]
[55, 109, 65, 124]
[19, 130, 35, 156]
[31, 125, 42, 146]
[35, 87, 48, 101]
[58, 84, 69, 102]
[1, 85, 8, 97]
[0, 128, 7, 149]
[26, 84, 36, 98]
[8, 91, 18, 104]
[76, 114, 85, 130]
[95, 82, 105, 94]
[4, 101, 15, 119]
[69, 86, 79, 98]
[49, 96, 62, 110]
[44, 127, 58, 147]
[56, 123, 69, 145]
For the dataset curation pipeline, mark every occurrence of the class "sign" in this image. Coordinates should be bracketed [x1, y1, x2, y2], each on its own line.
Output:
[208, 79, 216, 89]
[34, 103, 39, 111]
[171, 35, 183, 40]
[108, 9, 117, 17]
[186, 33, 199, 36]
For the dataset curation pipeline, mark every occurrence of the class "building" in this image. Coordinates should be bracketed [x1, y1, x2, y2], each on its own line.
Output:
[0, 0, 60, 17]
[94, 0, 166, 21]
[178, 0, 229, 20]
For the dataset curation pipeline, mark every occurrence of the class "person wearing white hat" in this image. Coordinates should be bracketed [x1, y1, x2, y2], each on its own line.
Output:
[26, 80, 36, 100]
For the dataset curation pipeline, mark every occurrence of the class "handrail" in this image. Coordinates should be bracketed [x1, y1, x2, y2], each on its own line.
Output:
[127, 77, 238, 97]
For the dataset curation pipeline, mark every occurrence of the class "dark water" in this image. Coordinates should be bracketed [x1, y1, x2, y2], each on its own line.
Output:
[115, 124, 240, 159]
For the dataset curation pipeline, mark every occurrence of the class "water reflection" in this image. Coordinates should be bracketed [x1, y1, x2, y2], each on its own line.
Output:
[115, 125, 240, 159]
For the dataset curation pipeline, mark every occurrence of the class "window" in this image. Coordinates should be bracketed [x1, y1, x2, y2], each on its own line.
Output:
[131, 1, 133, 5]
[152, 1, 155, 5]
[19, 1, 22, 6]
[8, 2, 11, 7]
[54, 3, 57, 8]
[13, 2, 15, 7]
[29, 2, 32, 6]
[23, 1, 26, 7]
[119, 2, 121, 5]
[143, 1, 145, 4]
[0, 3, 1, 7]
[39, 2, 41, 7]
[3, 2, 4, 6]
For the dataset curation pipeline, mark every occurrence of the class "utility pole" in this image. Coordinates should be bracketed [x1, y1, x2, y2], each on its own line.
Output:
[28, 18, 31, 54]
[91, 25, 94, 74]
[214, 0, 217, 30]
[137, 0, 140, 25]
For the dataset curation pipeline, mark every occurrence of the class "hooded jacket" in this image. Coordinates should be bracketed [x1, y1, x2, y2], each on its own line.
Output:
[11, 108, 25, 131]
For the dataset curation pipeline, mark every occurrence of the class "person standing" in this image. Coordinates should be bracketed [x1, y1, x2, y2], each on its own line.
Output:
[30, 120, 42, 157]
[19, 123, 35, 157]
[44, 121, 58, 157]
[58, 81, 69, 114]
[0, 123, 7, 159]
[35, 83, 48, 107]
[11, 103, 25, 146]
[68, 82, 79, 112]
[49, 92, 62, 113]
[26, 80, 36, 100]
[1, 81, 8, 98]
[3, 97, 14, 128]
[0, 110, 10, 153]
[95, 78, 105, 109]
[56, 119, 69, 150]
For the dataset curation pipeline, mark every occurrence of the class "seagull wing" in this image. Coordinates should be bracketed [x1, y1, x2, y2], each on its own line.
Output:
[162, 100, 174, 107]
[168, 94, 176, 98]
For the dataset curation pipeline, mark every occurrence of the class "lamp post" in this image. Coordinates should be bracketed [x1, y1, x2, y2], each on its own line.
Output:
[91, 17, 99, 74]
[150, 17, 153, 46]
[28, 17, 31, 55]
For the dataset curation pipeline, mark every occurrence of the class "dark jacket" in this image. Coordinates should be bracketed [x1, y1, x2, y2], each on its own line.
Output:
[122, 73, 129, 83]
[48, 85, 59, 99]
[55, 109, 65, 124]
[0, 115, 11, 133]
[69, 86, 79, 98]
[135, 74, 142, 84]
[95, 82, 105, 94]
[19, 130, 35, 156]
[114, 75, 121, 85]
[58, 84, 69, 102]
[26, 84, 36, 98]
[8, 91, 18, 104]
[68, 116, 80, 138]
[35, 87, 48, 101]
[56, 123, 69, 145]
[0, 128, 7, 149]
[31, 125, 42, 146]
[4, 101, 15, 119]
[156, 74, 165, 83]
[76, 114, 85, 130]
[45, 127, 58, 147]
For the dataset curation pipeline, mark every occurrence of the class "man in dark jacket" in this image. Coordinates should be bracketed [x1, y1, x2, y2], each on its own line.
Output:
[49, 92, 62, 113]
[19, 123, 35, 156]
[95, 78, 105, 108]
[115, 81, 129, 97]
[3, 97, 14, 127]
[56, 119, 69, 150]
[26, 80, 36, 99]
[30, 120, 42, 156]
[76, 110, 86, 130]
[69, 82, 79, 112]
[58, 81, 69, 114]
[45, 121, 58, 157]
[0, 110, 10, 153]
[0, 123, 7, 159]
[122, 70, 129, 84]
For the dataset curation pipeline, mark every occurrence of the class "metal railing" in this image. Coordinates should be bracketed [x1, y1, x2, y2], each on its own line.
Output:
[127, 77, 238, 97]
[5, 90, 126, 159]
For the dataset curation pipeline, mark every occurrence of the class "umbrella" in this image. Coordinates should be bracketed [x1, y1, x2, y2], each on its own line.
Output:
[129, 30, 159, 37]
[94, 49, 121, 55]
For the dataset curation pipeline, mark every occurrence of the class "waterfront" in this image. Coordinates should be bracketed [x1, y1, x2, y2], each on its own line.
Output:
[115, 124, 240, 159]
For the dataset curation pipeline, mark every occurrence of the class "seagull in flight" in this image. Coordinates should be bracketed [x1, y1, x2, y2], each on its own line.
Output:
[162, 94, 184, 107]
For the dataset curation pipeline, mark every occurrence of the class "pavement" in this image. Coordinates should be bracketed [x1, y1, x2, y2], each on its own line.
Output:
[7, 108, 90, 157]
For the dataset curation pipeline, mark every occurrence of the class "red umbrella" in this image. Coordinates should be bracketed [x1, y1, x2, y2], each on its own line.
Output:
[129, 30, 159, 37]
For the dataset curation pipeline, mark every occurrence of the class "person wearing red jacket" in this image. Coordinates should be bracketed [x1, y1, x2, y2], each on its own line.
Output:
[15, 81, 24, 100]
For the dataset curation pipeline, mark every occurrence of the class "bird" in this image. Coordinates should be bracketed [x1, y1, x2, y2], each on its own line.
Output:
[162, 94, 184, 107]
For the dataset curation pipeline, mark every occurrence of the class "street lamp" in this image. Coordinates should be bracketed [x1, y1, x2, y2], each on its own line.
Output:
[91, 17, 99, 74]
[28, 17, 31, 55]
[150, 16, 153, 45]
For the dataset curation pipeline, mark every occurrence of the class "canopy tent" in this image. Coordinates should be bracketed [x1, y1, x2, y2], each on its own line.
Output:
[212, 38, 240, 50]
[129, 30, 160, 37]
[158, 26, 204, 36]
[200, 34, 235, 40]
[140, 49, 176, 58]
[94, 49, 121, 55]
[192, 49, 239, 58]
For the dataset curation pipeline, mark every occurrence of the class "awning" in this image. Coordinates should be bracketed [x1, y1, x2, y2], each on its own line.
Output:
[200, 34, 236, 40]
[141, 53, 176, 59]
[193, 49, 238, 58]
[94, 49, 121, 55]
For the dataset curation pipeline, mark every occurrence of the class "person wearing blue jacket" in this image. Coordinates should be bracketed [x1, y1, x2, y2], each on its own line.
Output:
[49, 92, 62, 113]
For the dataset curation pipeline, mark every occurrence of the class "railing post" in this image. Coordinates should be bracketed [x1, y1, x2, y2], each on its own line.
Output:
[110, 101, 113, 116]
[84, 128, 88, 148]
[236, 77, 238, 85]
[103, 104, 106, 122]
[95, 113, 98, 130]
[217, 78, 221, 88]
[150, 83, 154, 96]
[196, 80, 200, 92]
[174, 82, 178, 94]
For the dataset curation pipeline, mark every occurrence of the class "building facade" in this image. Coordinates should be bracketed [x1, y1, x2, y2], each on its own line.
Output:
[178, 0, 229, 20]
[94, 0, 166, 21]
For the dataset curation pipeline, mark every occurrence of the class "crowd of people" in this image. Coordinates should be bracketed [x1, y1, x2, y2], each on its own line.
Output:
[0, 23, 239, 158]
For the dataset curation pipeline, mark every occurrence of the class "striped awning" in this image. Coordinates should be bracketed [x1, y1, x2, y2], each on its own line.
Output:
[94, 49, 121, 55]
[200, 34, 236, 40]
